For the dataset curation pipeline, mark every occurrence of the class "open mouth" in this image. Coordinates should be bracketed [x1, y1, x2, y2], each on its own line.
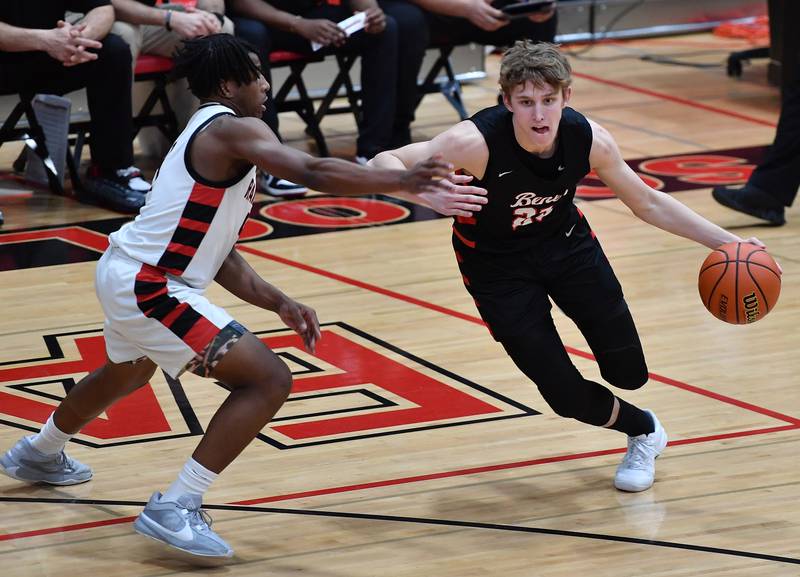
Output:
[532, 126, 549, 135]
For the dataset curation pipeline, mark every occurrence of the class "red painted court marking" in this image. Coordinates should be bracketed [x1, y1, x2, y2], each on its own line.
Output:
[572, 71, 778, 128]
[0, 227, 109, 252]
[2, 423, 797, 543]
[238, 245, 800, 425]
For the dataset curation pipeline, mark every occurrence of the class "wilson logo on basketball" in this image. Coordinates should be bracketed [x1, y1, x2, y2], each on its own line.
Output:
[742, 292, 760, 323]
[718, 294, 729, 319]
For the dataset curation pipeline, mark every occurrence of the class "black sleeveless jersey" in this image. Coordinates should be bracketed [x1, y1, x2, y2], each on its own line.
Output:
[455, 105, 593, 252]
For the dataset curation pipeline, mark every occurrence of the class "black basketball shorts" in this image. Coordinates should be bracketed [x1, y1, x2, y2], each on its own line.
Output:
[453, 215, 628, 340]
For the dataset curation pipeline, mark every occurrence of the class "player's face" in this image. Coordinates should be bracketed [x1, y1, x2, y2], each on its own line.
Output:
[503, 81, 571, 154]
[233, 53, 270, 118]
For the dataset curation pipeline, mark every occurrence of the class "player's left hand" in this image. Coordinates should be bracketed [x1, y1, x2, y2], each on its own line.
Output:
[278, 297, 321, 353]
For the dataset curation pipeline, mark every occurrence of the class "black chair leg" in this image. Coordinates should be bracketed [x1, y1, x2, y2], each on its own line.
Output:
[22, 101, 66, 196]
[727, 47, 770, 78]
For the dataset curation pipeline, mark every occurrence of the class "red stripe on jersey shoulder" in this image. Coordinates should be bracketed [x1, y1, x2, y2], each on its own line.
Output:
[189, 183, 226, 207]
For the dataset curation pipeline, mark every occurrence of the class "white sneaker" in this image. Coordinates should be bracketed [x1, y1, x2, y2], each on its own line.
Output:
[259, 173, 307, 198]
[614, 410, 668, 492]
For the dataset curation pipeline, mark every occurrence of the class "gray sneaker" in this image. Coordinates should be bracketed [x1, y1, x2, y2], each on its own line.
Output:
[0, 436, 92, 485]
[134, 492, 233, 559]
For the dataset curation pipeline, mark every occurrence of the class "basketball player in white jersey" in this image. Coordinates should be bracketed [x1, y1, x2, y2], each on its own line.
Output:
[0, 34, 488, 560]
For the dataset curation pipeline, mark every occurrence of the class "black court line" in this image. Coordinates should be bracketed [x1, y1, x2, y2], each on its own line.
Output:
[1, 496, 797, 566]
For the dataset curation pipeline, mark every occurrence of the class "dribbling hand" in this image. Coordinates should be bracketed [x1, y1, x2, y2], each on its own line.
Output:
[278, 297, 322, 353]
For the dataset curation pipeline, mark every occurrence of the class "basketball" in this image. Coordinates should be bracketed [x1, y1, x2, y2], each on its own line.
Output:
[698, 242, 781, 324]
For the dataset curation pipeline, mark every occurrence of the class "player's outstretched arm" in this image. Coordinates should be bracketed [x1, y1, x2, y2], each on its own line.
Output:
[224, 117, 452, 196]
[215, 248, 321, 352]
[589, 120, 764, 250]
[370, 122, 489, 217]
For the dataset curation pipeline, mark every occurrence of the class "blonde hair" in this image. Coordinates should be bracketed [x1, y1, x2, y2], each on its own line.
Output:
[499, 41, 572, 97]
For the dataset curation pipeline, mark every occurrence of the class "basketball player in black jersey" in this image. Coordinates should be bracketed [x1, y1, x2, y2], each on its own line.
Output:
[370, 41, 770, 492]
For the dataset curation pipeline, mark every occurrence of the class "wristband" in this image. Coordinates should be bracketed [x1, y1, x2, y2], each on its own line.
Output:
[212, 12, 225, 26]
[164, 10, 172, 32]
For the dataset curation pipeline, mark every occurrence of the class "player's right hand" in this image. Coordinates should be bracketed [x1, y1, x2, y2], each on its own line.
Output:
[419, 173, 488, 217]
[402, 155, 454, 194]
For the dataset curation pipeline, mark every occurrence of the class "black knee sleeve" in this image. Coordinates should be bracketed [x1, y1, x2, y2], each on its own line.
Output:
[537, 376, 615, 427]
[596, 345, 648, 390]
[500, 325, 616, 427]
[577, 309, 649, 391]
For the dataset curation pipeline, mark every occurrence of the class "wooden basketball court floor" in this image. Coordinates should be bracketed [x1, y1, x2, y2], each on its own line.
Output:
[0, 32, 798, 576]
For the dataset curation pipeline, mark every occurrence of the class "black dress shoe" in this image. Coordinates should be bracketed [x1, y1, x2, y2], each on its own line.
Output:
[711, 184, 786, 226]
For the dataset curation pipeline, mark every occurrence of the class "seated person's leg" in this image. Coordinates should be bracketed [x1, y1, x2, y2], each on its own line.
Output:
[480, 11, 558, 46]
[427, 9, 557, 47]
[379, 0, 428, 148]
[82, 33, 151, 212]
[0, 32, 147, 212]
[112, 21, 144, 65]
[352, 15, 399, 160]
[424, 11, 479, 46]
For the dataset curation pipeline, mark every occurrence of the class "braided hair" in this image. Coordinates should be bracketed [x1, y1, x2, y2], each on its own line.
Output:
[172, 34, 262, 99]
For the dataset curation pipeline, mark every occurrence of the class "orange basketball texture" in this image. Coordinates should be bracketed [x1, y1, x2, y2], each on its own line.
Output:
[698, 242, 781, 324]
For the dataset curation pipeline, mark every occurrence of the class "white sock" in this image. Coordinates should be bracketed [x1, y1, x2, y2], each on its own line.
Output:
[161, 458, 218, 503]
[28, 413, 72, 456]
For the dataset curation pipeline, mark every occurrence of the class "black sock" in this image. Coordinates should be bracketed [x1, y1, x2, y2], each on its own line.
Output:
[608, 397, 654, 437]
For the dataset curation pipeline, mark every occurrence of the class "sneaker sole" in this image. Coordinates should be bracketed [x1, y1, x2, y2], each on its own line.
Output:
[133, 517, 234, 561]
[0, 463, 92, 486]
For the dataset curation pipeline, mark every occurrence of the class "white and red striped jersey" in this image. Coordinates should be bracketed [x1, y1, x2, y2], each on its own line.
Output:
[109, 103, 257, 289]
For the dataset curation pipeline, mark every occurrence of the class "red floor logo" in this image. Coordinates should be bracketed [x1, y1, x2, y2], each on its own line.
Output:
[0, 330, 200, 447]
[252, 323, 537, 448]
[0, 325, 537, 449]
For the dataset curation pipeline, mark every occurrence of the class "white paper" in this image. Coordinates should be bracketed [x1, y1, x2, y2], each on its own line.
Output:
[311, 11, 367, 51]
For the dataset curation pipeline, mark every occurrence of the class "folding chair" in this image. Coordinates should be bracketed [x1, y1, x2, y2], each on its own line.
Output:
[0, 92, 83, 197]
[417, 44, 469, 121]
[132, 54, 180, 142]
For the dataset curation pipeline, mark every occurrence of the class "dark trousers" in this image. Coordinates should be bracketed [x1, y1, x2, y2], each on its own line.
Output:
[749, 62, 800, 206]
[0, 33, 134, 172]
[423, 11, 557, 48]
[232, 4, 418, 157]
